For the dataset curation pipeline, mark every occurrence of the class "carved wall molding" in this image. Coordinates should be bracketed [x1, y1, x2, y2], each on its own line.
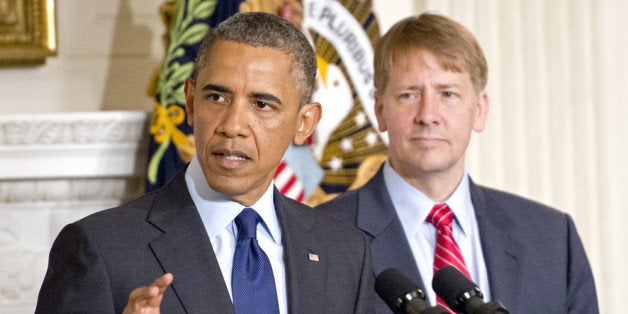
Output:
[0, 177, 141, 204]
[0, 111, 149, 182]
[0, 111, 146, 146]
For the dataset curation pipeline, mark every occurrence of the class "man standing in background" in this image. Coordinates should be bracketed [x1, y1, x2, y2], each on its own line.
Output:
[317, 12, 598, 313]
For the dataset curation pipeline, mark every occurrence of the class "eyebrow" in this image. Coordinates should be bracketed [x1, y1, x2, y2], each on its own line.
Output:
[201, 83, 230, 94]
[435, 82, 463, 90]
[399, 83, 462, 93]
[200, 83, 284, 106]
[250, 92, 283, 106]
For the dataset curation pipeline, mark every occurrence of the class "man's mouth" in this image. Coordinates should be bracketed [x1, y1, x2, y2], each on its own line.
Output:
[213, 149, 250, 161]
[223, 154, 247, 161]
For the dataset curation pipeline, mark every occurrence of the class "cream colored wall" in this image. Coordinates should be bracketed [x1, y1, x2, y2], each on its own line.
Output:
[1, 0, 625, 312]
[0, 1, 164, 113]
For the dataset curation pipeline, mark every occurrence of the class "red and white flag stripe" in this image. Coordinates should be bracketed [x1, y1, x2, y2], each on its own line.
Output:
[274, 160, 305, 202]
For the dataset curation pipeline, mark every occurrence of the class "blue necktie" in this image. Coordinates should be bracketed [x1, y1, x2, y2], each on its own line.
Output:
[231, 208, 279, 313]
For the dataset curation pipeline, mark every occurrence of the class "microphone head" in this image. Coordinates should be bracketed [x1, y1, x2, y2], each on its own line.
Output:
[375, 268, 426, 312]
[432, 266, 483, 311]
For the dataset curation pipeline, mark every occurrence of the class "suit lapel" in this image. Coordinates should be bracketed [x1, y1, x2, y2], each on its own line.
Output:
[147, 172, 234, 313]
[273, 189, 326, 312]
[470, 180, 523, 311]
[357, 167, 425, 291]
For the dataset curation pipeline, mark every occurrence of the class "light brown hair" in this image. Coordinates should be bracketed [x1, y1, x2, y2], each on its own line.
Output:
[374, 13, 488, 93]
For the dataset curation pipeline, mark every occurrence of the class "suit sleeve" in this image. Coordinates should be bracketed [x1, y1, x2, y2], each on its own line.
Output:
[566, 215, 599, 313]
[36, 223, 117, 313]
[354, 232, 376, 314]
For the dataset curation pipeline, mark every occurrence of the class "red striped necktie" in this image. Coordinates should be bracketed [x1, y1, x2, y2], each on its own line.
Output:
[427, 203, 471, 312]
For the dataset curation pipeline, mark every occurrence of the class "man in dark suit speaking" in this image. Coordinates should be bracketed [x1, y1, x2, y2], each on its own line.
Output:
[316, 13, 598, 313]
[36, 12, 373, 313]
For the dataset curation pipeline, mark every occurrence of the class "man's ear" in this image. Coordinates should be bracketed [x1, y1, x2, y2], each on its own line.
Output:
[472, 90, 489, 132]
[293, 102, 322, 145]
[184, 78, 195, 126]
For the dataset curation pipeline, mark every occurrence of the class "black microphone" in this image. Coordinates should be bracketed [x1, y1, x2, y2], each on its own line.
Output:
[375, 268, 448, 314]
[432, 265, 509, 314]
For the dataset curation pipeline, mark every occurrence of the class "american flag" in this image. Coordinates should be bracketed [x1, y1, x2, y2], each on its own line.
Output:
[275, 160, 305, 202]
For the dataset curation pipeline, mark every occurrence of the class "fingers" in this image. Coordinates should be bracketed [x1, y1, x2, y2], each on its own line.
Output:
[123, 273, 173, 314]
[152, 273, 174, 293]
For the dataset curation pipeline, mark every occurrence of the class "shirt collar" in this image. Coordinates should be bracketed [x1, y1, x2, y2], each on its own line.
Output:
[185, 155, 281, 244]
[383, 160, 474, 237]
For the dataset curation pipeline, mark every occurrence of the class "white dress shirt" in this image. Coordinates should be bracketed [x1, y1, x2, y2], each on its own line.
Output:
[383, 160, 491, 306]
[185, 155, 287, 313]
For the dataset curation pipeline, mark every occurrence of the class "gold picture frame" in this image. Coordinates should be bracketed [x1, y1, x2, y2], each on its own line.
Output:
[0, 0, 57, 65]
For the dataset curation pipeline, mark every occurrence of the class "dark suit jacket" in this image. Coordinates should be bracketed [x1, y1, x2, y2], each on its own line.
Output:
[36, 171, 374, 313]
[316, 167, 598, 313]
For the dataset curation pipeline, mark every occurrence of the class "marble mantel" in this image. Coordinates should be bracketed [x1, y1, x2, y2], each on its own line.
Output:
[0, 111, 149, 312]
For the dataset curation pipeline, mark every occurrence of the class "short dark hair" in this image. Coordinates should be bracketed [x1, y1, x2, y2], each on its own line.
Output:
[192, 12, 317, 105]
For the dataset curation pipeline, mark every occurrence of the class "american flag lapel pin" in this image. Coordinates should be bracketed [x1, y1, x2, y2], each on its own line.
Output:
[308, 252, 319, 262]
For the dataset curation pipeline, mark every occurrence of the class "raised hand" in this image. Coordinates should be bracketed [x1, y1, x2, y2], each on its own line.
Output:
[122, 273, 173, 314]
